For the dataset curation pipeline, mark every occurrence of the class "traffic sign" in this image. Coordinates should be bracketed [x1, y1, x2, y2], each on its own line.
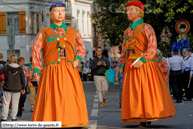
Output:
[160, 26, 172, 37]
[175, 19, 190, 34]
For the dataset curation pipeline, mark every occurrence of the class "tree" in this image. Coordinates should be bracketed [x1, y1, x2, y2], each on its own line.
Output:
[92, 0, 129, 46]
[93, 0, 193, 56]
[145, 0, 193, 56]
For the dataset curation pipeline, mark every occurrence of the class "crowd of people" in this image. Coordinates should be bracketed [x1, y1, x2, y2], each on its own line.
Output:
[167, 47, 193, 103]
[0, 53, 37, 121]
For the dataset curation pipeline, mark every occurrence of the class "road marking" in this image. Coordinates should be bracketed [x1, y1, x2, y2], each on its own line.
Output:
[91, 109, 98, 117]
[89, 91, 98, 129]
[88, 120, 97, 129]
[94, 99, 98, 103]
[93, 103, 98, 108]
[82, 81, 94, 84]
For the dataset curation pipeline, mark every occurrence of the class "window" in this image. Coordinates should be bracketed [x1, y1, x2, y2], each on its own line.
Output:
[82, 11, 85, 35]
[87, 12, 91, 36]
[30, 12, 36, 34]
[7, 13, 19, 34]
[65, 0, 71, 13]
[77, 10, 80, 31]
[0, 12, 6, 34]
[7, 50, 20, 57]
[30, 12, 40, 34]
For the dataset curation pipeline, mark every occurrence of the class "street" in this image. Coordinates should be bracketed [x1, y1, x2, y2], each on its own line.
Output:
[1, 81, 193, 129]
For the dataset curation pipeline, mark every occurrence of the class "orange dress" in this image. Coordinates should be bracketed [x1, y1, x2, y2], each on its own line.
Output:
[31, 23, 88, 127]
[119, 19, 175, 123]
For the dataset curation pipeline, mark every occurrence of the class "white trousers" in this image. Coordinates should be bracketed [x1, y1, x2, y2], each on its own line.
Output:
[94, 75, 108, 102]
[2, 91, 20, 120]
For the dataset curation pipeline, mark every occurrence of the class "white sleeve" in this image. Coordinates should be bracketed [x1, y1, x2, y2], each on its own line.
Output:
[190, 57, 193, 75]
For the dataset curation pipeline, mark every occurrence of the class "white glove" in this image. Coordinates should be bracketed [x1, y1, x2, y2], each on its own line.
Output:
[73, 60, 79, 68]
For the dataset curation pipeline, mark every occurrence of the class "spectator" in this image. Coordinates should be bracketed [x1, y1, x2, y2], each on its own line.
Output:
[17, 57, 27, 117]
[0, 54, 25, 121]
[155, 49, 169, 83]
[90, 47, 109, 107]
[168, 47, 185, 103]
[0, 53, 6, 101]
[26, 57, 37, 112]
[182, 48, 193, 101]
[0, 53, 6, 69]
[188, 48, 193, 57]
[78, 62, 84, 79]
[115, 57, 123, 108]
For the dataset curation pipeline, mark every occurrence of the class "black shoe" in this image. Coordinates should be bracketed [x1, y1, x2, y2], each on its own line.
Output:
[139, 122, 146, 127]
[0, 119, 7, 122]
[31, 108, 34, 112]
[147, 121, 151, 126]
[17, 114, 22, 117]
[12, 119, 17, 121]
[175, 100, 182, 103]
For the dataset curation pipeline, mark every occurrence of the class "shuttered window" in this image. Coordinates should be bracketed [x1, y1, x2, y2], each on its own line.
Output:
[7, 13, 19, 34]
[30, 12, 34, 34]
[36, 13, 39, 33]
[0, 12, 7, 34]
[19, 11, 26, 33]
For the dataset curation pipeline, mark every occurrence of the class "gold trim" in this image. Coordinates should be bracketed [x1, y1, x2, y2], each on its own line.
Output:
[122, 115, 175, 124]
[61, 123, 89, 128]
[128, 53, 147, 59]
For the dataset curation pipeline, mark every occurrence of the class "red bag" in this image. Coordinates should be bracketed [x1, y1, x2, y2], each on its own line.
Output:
[0, 74, 5, 86]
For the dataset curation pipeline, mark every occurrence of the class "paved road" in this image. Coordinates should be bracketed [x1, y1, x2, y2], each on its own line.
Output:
[1, 81, 193, 129]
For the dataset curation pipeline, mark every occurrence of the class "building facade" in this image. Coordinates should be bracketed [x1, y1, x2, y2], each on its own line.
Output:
[71, 0, 93, 61]
[0, 0, 93, 63]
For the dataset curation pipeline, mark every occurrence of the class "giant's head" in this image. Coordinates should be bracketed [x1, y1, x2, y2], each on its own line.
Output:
[49, 2, 66, 23]
[125, 1, 144, 21]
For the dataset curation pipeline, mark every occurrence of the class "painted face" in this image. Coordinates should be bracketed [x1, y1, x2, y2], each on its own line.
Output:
[126, 6, 139, 22]
[51, 7, 65, 23]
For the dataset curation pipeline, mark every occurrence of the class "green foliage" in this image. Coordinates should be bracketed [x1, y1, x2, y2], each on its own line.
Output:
[93, 0, 129, 46]
[93, 0, 193, 54]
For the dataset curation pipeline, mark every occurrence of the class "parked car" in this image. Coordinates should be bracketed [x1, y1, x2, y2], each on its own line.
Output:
[82, 60, 93, 81]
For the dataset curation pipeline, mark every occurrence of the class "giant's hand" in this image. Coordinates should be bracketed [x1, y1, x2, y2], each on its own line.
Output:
[73, 59, 79, 68]
[34, 73, 39, 81]
[134, 60, 143, 68]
